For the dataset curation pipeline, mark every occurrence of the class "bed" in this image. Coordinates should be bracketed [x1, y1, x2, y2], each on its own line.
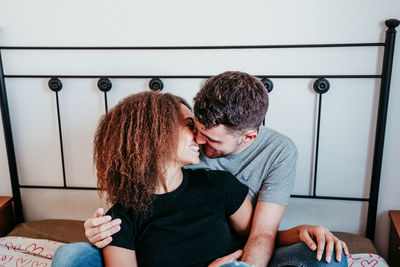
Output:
[0, 19, 398, 266]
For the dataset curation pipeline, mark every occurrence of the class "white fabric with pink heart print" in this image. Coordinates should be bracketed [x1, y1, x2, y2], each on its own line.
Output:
[347, 253, 388, 267]
[0, 236, 64, 267]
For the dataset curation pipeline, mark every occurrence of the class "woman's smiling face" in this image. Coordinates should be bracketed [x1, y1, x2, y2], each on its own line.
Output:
[175, 104, 200, 167]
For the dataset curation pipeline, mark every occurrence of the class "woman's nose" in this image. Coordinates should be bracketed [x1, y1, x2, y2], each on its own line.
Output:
[195, 133, 206, 144]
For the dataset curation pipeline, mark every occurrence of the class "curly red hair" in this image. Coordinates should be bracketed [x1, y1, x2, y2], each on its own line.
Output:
[94, 91, 189, 214]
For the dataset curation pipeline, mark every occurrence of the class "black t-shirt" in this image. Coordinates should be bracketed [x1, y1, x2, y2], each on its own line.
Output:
[106, 168, 248, 267]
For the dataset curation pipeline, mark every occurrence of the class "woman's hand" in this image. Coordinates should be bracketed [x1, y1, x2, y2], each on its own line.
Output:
[208, 250, 243, 267]
[298, 225, 349, 263]
[84, 208, 122, 248]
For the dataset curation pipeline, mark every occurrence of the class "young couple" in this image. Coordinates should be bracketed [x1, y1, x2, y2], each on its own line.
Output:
[52, 71, 349, 267]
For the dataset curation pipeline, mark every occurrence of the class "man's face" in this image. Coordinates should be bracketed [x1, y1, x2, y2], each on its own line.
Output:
[194, 118, 243, 158]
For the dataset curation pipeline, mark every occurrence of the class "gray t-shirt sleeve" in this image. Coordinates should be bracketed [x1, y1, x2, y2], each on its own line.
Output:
[258, 139, 298, 206]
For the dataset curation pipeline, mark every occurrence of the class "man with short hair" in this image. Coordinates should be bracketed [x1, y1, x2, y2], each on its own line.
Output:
[188, 71, 347, 266]
[53, 71, 348, 267]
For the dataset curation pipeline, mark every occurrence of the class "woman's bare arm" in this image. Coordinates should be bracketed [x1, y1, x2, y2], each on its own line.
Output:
[229, 196, 253, 237]
[103, 245, 138, 267]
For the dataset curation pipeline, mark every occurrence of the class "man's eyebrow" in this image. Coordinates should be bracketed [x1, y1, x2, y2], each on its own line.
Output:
[199, 131, 220, 143]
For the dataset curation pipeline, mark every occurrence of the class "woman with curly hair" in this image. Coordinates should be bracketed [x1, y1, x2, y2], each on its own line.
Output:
[94, 91, 253, 267]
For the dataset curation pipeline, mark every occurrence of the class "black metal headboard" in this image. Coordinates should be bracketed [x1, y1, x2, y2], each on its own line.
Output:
[1, 19, 398, 241]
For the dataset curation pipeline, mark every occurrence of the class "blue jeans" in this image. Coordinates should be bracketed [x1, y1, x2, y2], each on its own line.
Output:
[268, 242, 347, 266]
[52, 242, 347, 267]
[222, 243, 347, 267]
[52, 242, 103, 267]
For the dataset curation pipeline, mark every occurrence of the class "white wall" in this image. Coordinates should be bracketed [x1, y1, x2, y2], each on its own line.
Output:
[0, 0, 399, 258]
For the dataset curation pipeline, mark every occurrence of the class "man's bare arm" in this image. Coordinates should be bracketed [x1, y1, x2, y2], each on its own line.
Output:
[241, 201, 286, 267]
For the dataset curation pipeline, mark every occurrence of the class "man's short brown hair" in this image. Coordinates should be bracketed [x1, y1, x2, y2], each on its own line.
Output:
[193, 71, 268, 133]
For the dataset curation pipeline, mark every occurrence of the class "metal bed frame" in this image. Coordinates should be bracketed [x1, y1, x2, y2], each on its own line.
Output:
[0, 19, 398, 241]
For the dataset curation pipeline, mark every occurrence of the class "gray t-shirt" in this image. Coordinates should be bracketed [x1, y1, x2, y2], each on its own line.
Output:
[187, 127, 297, 206]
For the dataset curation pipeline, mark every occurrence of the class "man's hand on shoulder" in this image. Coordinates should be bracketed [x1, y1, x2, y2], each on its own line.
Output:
[84, 208, 122, 248]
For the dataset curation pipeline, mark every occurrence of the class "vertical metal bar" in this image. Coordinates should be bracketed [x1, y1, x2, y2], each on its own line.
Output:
[312, 94, 323, 197]
[55, 91, 67, 187]
[104, 91, 109, 113]
[366, 19, 400, 240]
[0, 50, 24, 223]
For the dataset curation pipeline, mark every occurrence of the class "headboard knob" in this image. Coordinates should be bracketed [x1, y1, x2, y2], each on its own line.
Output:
[385, 19, 400, 29]
[48, 78, 63, 92]
[260, 78, 274, 93]
[149, 77, 164, 91]
[313, 78, 330, 94]
[97, 78, 112, 92]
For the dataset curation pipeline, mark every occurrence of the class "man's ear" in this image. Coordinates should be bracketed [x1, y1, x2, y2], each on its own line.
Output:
[242, 129, 258, 143]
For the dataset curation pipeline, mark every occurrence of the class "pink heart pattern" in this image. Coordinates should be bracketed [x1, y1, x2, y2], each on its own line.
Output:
[360, 259, 378, 267]
[0, 237, 64, 267]
[347, 253, 388, 267]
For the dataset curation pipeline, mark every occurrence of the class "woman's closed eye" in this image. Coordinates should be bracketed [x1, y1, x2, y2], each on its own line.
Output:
[185, 118, 195, 130]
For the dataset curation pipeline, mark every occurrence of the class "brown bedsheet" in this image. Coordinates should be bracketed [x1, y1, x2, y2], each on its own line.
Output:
[7, 220, 377, 254]
[332, 231, 377, 254]
[8, 219, 87, 244]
